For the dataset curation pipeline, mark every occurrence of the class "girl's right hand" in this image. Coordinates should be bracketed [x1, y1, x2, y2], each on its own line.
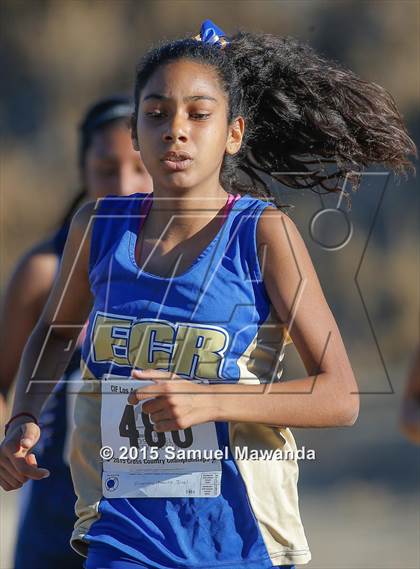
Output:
[0, 420, 50, 491]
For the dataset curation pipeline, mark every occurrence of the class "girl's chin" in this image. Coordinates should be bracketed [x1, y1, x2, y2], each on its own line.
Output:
[156, 172, 198, 190]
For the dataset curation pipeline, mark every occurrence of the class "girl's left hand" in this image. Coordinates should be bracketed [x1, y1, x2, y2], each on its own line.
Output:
[128, 369, 216, 432]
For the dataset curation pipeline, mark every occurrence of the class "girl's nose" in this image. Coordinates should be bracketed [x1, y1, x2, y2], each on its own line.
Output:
[162, 115, 188, 143]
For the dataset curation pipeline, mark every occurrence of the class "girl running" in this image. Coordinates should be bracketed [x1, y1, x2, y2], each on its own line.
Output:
[0, 95, 152, 568]
[0, 20, 415, 569]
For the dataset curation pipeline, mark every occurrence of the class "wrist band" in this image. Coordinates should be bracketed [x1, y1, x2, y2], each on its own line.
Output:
[4, 412, 39, 436]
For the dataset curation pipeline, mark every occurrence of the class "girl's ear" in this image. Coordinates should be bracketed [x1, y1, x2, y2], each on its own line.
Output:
[226, 116, 245, 156]
[131, 113, 140, 151]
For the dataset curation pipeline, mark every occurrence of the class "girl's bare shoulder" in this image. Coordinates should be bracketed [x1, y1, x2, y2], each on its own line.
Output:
[256, 206, 305, 261]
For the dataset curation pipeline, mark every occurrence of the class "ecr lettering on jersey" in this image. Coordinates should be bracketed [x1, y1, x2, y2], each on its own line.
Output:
[91, 311, 229, 380]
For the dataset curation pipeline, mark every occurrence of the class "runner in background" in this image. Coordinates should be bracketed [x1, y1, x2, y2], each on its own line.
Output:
[400, 345, 420, 444]
[0, 95, 153, 568]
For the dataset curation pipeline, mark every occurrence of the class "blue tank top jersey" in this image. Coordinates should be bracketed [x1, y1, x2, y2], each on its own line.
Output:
[70, 192, 311, 568]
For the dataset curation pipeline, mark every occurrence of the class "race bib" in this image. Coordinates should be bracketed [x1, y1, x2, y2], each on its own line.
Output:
[101, 376, 222, 498]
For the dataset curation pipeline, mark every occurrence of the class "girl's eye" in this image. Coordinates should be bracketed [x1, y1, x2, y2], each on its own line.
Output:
[144, 110, 210, 120]
[145, 110, 165, 118]
[190, 113, 210, 120]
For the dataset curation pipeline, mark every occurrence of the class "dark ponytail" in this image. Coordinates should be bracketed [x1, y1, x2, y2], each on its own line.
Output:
[133, 31, 417, 208]
[228, 32, 416, 204]
[57, 190, 87, 230]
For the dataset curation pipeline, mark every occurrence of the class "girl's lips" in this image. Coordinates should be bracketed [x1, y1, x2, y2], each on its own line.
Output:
[161, 158, 193, 172]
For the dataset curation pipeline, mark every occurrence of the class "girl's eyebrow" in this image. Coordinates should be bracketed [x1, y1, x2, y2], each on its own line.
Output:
[143, 94, 217, 103]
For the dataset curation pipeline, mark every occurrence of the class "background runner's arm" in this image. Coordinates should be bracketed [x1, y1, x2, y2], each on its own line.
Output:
[10, 201, 95, 422]
[0, 247, 58, 408]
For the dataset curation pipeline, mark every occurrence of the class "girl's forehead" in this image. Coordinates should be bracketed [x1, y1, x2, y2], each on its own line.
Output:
[141, 59, 224, 100]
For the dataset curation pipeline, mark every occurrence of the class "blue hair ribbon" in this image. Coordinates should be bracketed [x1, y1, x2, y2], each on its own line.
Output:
[193, 19, 230, 48]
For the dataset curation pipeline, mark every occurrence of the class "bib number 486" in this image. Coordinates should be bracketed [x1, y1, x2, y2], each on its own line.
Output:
[119, 404, 193, 449]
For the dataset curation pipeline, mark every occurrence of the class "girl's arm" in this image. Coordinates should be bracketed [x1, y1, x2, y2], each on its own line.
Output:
[131, 208, 359, 430]
[208, 207, 360, 427]
[0, 202, 94, 490]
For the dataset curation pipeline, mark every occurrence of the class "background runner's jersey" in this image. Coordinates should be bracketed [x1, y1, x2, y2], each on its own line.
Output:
[70, 192, 311, 567]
